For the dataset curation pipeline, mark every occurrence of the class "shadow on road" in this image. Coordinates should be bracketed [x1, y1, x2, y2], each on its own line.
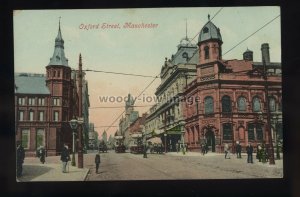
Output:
[17, 165, 52, 182]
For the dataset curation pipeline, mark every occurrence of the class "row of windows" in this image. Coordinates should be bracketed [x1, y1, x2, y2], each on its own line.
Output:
[17, 97, 60, 106]
[47, 70, 70, 79]
[186, 123, 282, 143]
[201, 95, 281, 114]
[18, 111, 59, 122]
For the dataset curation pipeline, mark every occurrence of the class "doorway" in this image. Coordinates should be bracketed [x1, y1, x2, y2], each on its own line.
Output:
[205, 129, 216, 152]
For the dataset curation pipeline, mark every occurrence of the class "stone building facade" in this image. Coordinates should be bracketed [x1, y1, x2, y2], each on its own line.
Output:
[183, 17, 282, 153]
[145, 36, 198, 152]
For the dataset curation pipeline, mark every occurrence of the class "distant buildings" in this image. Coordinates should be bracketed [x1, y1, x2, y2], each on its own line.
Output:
[88, 123, 98, 150]
[15, 21, 90, 156]
[118, 94, 139, 148]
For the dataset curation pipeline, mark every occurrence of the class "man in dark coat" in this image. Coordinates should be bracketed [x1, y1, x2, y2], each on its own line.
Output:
[246, 143, 253, 163]
[38, 146, 46, 164]
[95, 153, 101, 173]
[60, 144, 70, 173]
[16, 141, 25, 177]
[236, 141, 242, 159]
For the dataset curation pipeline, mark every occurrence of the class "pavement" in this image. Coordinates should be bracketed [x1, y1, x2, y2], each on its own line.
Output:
[16, 152, 283, 182]
[17, 154, 90, 182]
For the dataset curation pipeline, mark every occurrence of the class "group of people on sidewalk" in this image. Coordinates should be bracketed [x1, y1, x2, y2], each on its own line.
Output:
[60, 143, 102, 174]
[223, 141, 270, 164]
[224, 141, 253, 162]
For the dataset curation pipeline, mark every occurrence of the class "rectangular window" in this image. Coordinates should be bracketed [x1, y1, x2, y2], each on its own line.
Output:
[38, 98, 45, 106]
[248, 123, 255, 140]
[21, 129, 30, 149]
[36, 129, 45, 148]
[19, 111, 24, 121]
[54, 111, 59, 121]
[29, 111, 34, 121]
[18, 98, 25, 105]
[28, 98, 35, 105]
[39, 111, 44, 121]
[223, 123, 233, 140]
[53, 98, 60, 106]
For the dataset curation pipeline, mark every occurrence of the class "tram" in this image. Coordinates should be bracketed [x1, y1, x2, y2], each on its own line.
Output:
[114, 135, 126, 153]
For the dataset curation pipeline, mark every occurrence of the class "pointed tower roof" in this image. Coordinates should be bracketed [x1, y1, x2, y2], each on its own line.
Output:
[198, 14, 222, 44]
[48, 18, 69, 67]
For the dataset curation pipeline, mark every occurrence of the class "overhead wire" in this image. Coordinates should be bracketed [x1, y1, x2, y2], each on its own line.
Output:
[104, 74, 160, 133]
[222, 14, 280, 57]
[84, 69, 157, 78]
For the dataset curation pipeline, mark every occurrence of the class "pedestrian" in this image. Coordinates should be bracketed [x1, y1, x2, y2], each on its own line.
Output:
[224, 143, 231, 159]
[60, 144, 70, 173]
[201, 143, 205, 155]
[16, 141, 25, 177]
[205, 143, 209, 154]
[246, 143, 253, 163]
[236, 141, 242, 159]
[39, 146, 46, 164]
[176, 143, 179, 153]
[95, 153, 101, 173]
[257, 144, 262, 162]
[143, 143, 148, 158]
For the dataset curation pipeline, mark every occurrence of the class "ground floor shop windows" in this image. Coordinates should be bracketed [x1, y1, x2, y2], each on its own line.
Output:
[21, 129, 30, 149]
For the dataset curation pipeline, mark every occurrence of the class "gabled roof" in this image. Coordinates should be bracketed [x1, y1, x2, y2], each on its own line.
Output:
[15, 73, 50, 95]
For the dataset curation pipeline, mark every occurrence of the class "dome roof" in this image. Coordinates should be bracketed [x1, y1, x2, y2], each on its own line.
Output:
[198, 20, 222, 44]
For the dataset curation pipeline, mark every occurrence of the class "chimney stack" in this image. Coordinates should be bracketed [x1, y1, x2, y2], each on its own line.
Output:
[261, 43, 270, 64]
[243, 48, 253, 61]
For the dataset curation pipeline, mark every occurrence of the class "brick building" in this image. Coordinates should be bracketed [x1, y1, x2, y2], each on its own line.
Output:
[183, 16, 282, 153]
[15, 22, 80, 156]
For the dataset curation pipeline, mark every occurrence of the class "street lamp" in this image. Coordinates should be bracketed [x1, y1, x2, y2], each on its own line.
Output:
[69, 118, 78, 166]
[164, 133, 167, 153]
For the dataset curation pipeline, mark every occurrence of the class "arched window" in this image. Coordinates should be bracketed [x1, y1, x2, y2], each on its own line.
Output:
[204, 46, 209, 59]
[223, 123, 233, 140]
[269, 97, 276, 112]
[203, 27, 209, 33]
[252, 97, 261, 112]
[204, 96, 214, 114]
[222, 95, 231, 113]
[238, 97, 247, 111]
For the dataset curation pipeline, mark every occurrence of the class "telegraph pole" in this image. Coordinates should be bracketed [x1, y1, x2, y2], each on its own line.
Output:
[78, 54, 84, 168]
[263, 60, 275, 165]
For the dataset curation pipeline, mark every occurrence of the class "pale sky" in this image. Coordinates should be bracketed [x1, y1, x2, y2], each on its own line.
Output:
[14, 7, 281, 138]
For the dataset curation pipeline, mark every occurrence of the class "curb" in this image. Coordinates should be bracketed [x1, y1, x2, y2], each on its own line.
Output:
[83, 168, 90, 181]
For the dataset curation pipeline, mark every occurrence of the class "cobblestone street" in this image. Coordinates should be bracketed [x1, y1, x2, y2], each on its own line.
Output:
[85, 150, 283, 181]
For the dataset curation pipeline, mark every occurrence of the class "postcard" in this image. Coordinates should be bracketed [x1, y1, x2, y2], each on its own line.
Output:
[14, 7, 282, 182]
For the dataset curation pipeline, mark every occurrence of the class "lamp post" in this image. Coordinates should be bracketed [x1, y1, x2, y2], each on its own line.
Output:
[164, 133, 167, 153]
[69, 118, 78, 166]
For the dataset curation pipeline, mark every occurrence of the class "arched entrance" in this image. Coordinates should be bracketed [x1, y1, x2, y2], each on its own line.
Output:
[205, 129, 216, 152]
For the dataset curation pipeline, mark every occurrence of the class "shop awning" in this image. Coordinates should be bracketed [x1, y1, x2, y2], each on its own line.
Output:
[147, 137, 162, 144]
